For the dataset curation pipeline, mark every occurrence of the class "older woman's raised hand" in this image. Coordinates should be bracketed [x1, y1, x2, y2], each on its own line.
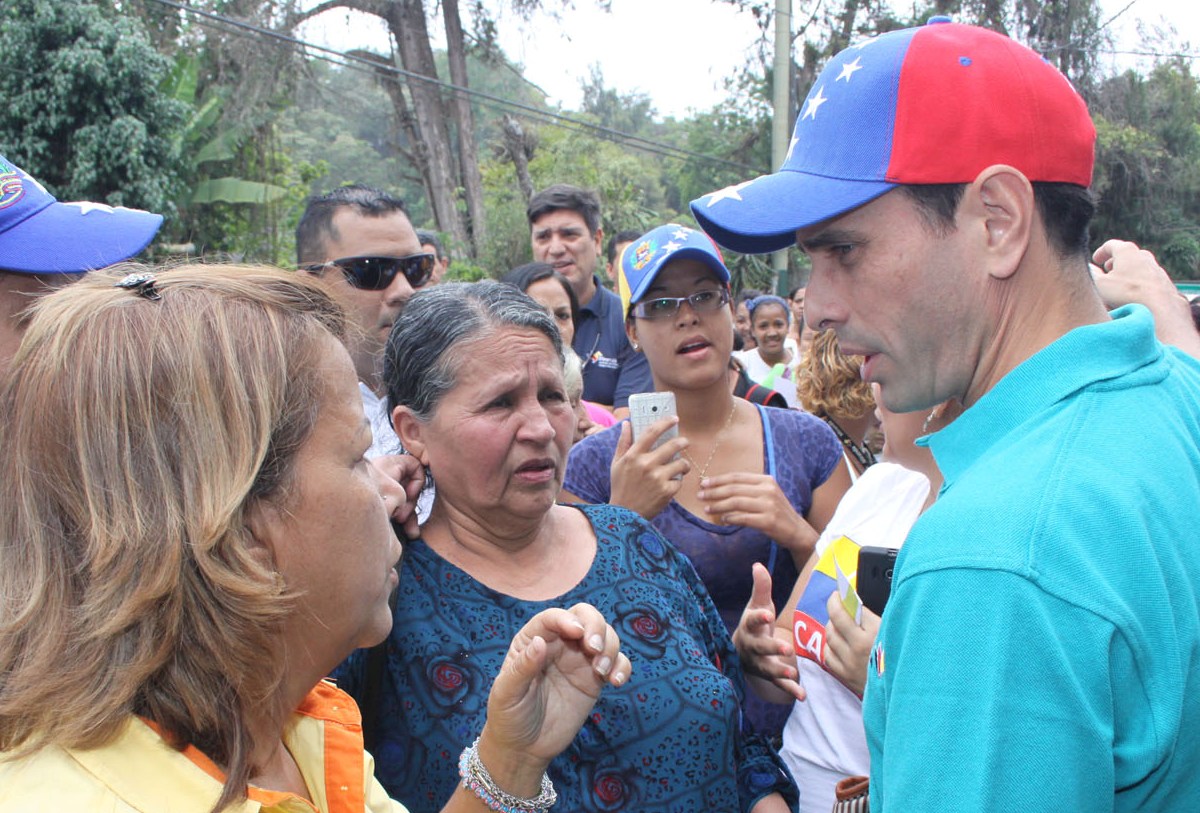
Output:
[609, 419, 691, 519]
[475, 603, 631, 793]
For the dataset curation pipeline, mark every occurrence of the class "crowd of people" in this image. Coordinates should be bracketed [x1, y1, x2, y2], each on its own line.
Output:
[2, 18, 1199, 813]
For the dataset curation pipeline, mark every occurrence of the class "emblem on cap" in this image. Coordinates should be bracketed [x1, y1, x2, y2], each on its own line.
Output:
[0, 161, 25, 210]
[632, 239, 656, 271]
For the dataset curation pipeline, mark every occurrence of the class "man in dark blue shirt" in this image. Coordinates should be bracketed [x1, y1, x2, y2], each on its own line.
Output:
[527, 184, 651, 418]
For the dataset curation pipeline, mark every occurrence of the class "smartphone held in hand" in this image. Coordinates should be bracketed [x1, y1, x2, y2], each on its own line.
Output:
[857, 546, 898, 616]
[628, 392, 679, 450]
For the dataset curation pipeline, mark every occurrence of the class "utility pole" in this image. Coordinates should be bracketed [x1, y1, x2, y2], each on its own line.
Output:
[770, 0, 792, 294]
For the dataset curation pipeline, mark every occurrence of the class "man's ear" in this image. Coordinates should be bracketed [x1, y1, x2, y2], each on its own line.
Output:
[966, 165, 1035, 281]
[593, 226, 605, 256]
[392, 406, 430, 466]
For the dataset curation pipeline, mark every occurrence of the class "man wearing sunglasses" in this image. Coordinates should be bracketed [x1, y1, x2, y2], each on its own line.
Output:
[296, 184, 433, 458]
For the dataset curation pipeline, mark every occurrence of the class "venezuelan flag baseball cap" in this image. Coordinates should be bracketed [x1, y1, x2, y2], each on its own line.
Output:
[619, 224, 730, 317]
[690, 19, 1095, 254]
[0, 154, 163, 274]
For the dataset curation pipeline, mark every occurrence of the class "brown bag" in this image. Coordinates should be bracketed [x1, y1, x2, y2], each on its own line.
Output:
[831, 775, 869, 813]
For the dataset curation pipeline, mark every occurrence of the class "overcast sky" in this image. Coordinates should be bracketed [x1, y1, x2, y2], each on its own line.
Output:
[298, 0, 1196, 120]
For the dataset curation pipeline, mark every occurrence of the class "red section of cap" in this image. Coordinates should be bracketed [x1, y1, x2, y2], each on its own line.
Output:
[887, 24, 1094, 186]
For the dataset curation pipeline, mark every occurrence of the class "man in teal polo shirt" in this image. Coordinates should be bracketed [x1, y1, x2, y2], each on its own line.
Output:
[692, 19, 1200, 813]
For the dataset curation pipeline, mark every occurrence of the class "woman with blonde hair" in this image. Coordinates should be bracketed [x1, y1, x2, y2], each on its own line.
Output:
[795, 329, 878, 483]
[0, 265, 631, 813]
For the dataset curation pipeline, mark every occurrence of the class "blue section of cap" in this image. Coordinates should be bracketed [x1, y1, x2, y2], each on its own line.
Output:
[784, 27, 917, 182]
[0, 157, 57, 236]
[0, 154, 163, 274]
[927, 15, 953, 24]
[689, 27, 919, 254]
[623, 224, 729, 310]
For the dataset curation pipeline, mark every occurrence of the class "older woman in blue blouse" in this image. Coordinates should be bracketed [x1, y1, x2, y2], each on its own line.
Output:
[335, 281, 797, 813]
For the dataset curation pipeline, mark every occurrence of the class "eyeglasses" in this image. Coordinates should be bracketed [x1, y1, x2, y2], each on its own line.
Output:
[302, 254, 435, 291]
[631, 288, 731, 320]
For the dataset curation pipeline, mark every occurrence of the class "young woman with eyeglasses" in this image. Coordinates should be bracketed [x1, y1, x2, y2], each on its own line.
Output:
[562, 224, 852, 742]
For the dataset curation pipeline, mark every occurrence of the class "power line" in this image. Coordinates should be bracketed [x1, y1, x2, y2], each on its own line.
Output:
[1047, 43, 1200, 60]
[1084, 0, 1137, 44]
[1024, 0, 1198, 61]
[143, 0, 766, 173]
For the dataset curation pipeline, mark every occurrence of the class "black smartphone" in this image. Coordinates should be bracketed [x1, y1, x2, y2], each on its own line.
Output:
[857, 546, 899, 616]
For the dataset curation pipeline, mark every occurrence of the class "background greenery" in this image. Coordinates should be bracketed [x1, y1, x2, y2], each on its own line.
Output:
[1, 0, 1197, 286]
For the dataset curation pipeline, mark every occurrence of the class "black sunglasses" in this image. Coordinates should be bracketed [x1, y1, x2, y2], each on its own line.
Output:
[303, 254, 435, 291]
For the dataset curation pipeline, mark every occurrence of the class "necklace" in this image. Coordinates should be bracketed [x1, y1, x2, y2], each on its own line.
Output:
[822, 415, 877, 473]
[681, 400, 738, 482]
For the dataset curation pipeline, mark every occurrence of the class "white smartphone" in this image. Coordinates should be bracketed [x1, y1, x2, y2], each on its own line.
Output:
[628, 392, 679, 450]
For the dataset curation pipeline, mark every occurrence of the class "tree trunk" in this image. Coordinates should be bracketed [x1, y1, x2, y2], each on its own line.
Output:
[442, 0, 486, 258]
[381, 0, 469, 251]
[348, 49, 430, 194]
[501, 115, 534, 204]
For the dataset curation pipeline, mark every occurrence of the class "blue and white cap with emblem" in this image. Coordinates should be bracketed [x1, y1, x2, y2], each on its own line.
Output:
[0, 153, 163, 274]
[619, 223, 731, 317]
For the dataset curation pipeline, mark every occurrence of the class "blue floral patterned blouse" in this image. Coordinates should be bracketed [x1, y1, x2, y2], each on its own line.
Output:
[334, 503, 797, 813]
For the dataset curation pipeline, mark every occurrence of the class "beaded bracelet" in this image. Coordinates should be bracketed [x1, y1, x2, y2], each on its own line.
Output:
[458, 737, 558, 813]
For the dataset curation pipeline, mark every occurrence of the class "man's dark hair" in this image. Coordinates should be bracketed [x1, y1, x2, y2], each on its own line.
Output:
[737, 287, 765, 304]
[295, 184, 409, 264]
[606, 229, 643, 264]
[902, 182, 1095, 259]
[526, 184, 602, 236]
[415, 229, 447, 261]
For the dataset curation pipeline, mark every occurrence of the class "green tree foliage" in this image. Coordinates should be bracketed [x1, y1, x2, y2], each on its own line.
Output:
[479, 119, 665, 277]
[0, 0, 189, 215]
[580, 65, 658, 138]
[667, 70, 776, 293]
[172, 1, 312, 263]
[1092, 61, 1200, 278]
[281, 59, 432, 220]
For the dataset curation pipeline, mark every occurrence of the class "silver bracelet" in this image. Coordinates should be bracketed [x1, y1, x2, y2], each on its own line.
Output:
[458, 736, 558, 813]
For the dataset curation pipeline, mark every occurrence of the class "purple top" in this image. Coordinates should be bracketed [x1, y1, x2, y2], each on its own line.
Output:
[564, 404, 842, 737]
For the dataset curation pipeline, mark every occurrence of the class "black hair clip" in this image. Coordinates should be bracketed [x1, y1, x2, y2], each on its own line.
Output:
[114, 272, 161, 301]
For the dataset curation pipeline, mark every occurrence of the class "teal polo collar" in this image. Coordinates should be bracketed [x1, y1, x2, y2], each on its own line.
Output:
[921, 305, 1162, 485]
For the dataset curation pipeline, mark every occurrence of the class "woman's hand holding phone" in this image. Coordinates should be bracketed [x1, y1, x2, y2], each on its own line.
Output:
[609, 418, 690, 519]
